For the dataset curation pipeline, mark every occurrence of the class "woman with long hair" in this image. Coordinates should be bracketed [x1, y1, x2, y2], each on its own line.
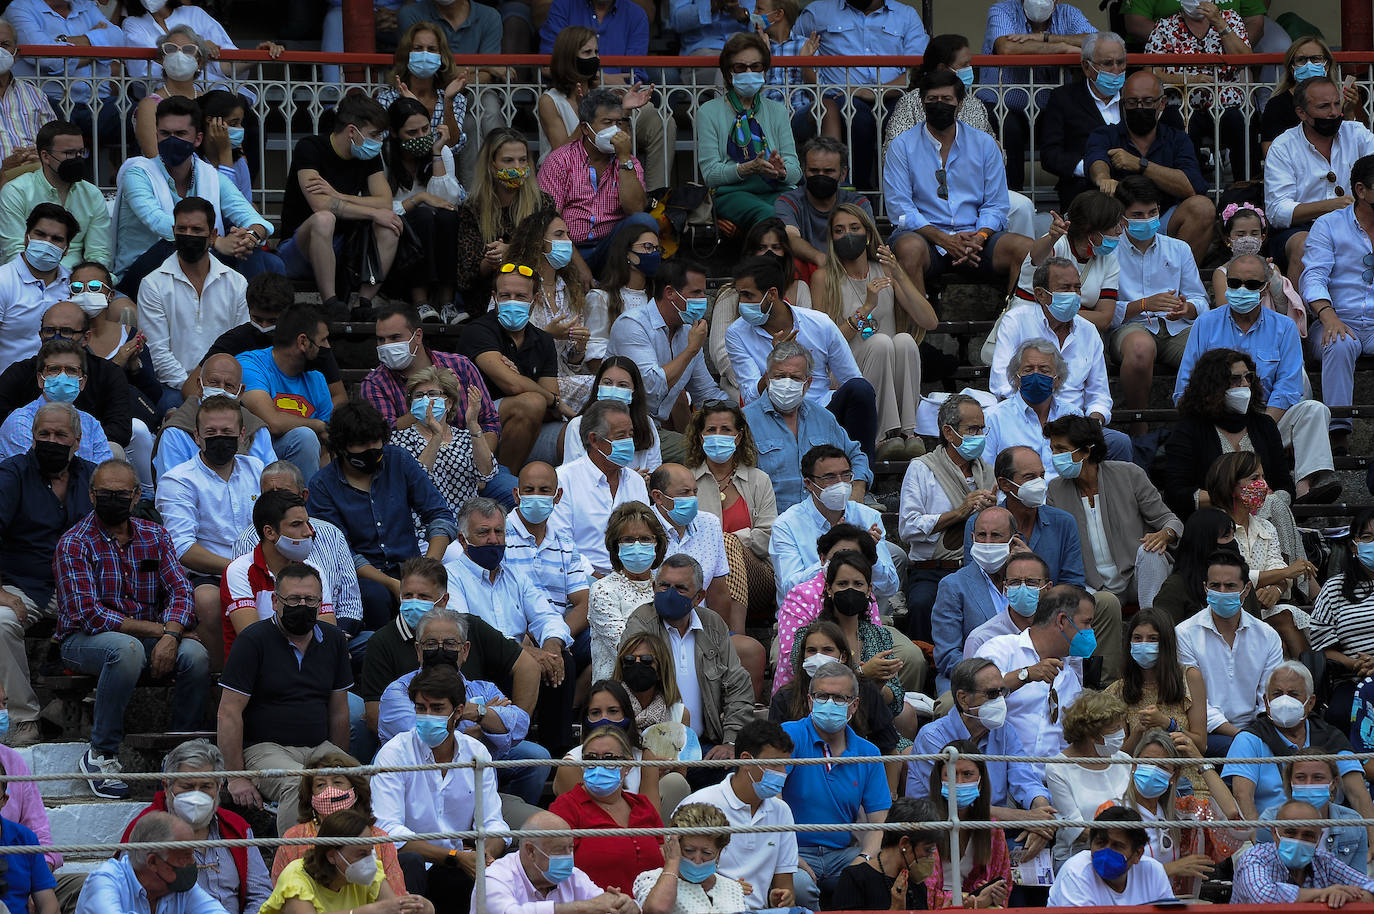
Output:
[563, 356, 662, 469]
[460, 128, 554, 313]
[539, 27, 654, 151]
[613, 632, 687, 729]
[587, 221, 661, 328]
[197, 89, 253, 198]
[884, 33, 992, 143]
[376, 23, 468, 154]
[1261, 35, 1359, 153]
[1309, 508, 1374, 726]
[812, 202, 935, 458]
[1106, 608, 1208, 754]
[925, 741, 1010, 909]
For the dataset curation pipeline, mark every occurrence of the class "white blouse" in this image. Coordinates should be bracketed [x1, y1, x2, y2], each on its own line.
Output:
[589, 572, 655, 681]
[633, 868, 748, 914]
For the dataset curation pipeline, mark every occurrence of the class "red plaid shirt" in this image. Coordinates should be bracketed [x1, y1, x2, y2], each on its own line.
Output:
[55, 514, 195, 638]
[537, 139, 645, 243]
[360, 349, 500, 434]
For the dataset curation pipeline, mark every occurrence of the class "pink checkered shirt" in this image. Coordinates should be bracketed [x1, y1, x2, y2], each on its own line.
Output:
[536, 138, 645, 244]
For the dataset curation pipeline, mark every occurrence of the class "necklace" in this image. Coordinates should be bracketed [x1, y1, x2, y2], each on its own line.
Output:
[709, 463, 735, 502]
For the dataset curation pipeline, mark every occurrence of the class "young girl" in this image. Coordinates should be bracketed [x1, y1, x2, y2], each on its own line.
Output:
[587, 222, 660, 328]
[1210, 203, 1305, 337]
[925, 742, 1011, 909]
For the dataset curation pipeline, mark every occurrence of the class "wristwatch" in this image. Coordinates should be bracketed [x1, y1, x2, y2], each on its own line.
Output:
[1018, 667, 1030, 682]
[1198, 762, 1216, 773]
[162, 627, 183, 643]
[1138, 156, 1149, 172]
[619, 159, 636, 171]
[445, 849, 460, 867]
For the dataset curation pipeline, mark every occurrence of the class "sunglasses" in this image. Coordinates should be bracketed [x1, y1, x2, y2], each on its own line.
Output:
[1226, 277, 1265, 291]
[498, 263, 535, 277]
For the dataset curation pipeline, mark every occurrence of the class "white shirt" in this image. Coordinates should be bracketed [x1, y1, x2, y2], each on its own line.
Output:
[1113, 233, 1209, 334]
[681, 777, 799, 910]
[154, 453, 263, 560]
[975, 628, 1082, 757]
[1046, 849, 1173, 906]
[724, 306, 863, 407]
[371, 728, 509, 851]
[549, 454, 650, 575]
[1046, 751, 1133, 865]
[1175, 606, 1282, 732]
[654, 505, 730, 585]
[1265, 120, 1374, 229]
[1082, 498, 1125, 592]
[439, 547, 573, 646]
[990, 305, 1112, 421]
[137, 251, 248, 386]
[1073, 89, 1121, 176]
[562, 415, 662, 471]
[0, 254, 71, 374]
[981, 394, 1075, 481]
[897, 453, 979, 561]
[667, 610, 706, 736]
[965, 613, 1083, 680]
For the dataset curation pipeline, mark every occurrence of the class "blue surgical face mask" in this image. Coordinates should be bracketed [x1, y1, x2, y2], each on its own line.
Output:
[350, 128, 383, 161]
[1064, 619, 1096, 658]
[546, 238, 575, 269]
[496, 299, 532, 331]
[678, 857, 718, 884]
[1051, 449, 1083, 479]
[414, 713, 452, 748]
[676, 291, 708, 323]
[1356, 540, 1374, 571]
[1093, 68, 1125, 97]
[1293, 61, 1327, 81]
[753, 767, 787, 800]
[398, 598, 433, 629]
[1130, 641, 1159, 669]
[539, 848, 576, 884]
[583, 765, 623, 798]
[1226, 287, 1262, 313]
[518, 494, 556, 525]
[952, 429, 986, 461]
[702, 434, 737, 462]
[410, 395, 446, 425]
[1006, 584, 1040, 617]
[940, 781, 981, 808]
[597, 384, 634, 405]
[44, 373, 80, 403]
[602, 437, 635, 468]
[1019, 372, 1054, 405]
[1127, 217, 1160, 241]
[738, 298, 770, 326]
[662, 495, 698, 527]
[618, 542, 656, 574]
[226, 126, 245, 148]
[953, 65, 974, 88]
[24, 238, 62, 272]
[1277, 836, 1318, 869]
[1094, 235, 1120, 256]
[408, 49, 442, 77]
[810, 697, 850, 734]
[1132, 763, 1172, 799]
[1292, 784, 1332, 808]
[1206, 588, 1244, 618]
[732, 71, 765, 99]
[1046, 290, 1081, 322]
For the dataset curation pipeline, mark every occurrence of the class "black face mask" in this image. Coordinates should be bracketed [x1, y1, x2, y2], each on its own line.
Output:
[1125, 107, 1158, 136]
[202, 434, 238, 467]
[164, 860, 200, 894]
[622, 661, 659, 693]
[805, 174, 838, 199]
[830, 588, 868, 617]
[93, 491, 133, 526]
[1310, 115, 1343, 138]
[345, 447, 384, 475]
[55, 155, 89, 185]
[923, 101, 957, 131]
[575, 55, 600, 76]
[174, 233, 210, 264]
[832, 232, 868, 262]
[422, 646, 462, 669]
[278, 603, 317, 636]
[34, 439, 71, 476]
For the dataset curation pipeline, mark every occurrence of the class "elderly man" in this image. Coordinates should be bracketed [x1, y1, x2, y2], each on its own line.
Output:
[0, 401, 92, 746]
[0, 338, 112, 464]
[621, 555, 755, 775]
[887, 71, 1032, 299]
[549, 399, 649, 576]
[779, 659, 890, 895]
[1234, 800, 1374, 905]
[983, 340, 1076, 477]
[0, 120, 109, 266]
[990, 259, 1132, 463]
[216, 563, 351, 836]
[1041, 32, 1129, 209]
[120, 740, 270, 914]
[482, 810, 638, 914]
[898, 394, 997, 641]
[1267, 77, 1374, 282]
[75, 813, 223, 914]
[155, 353, 274, 478]
[0, 21, 56, 175]
[908, 656, 1056, 858]
[1175, 548, 1282, 755]
[931, 513, 1027, 692]
[377, 606, 548, 808]
[1303, 154, 1374, 458]
[1225, 661, 1374, 832]
[1084, 71, 1212, 265]
[444, 497, 575, 753]
[56, 458, 208, 799]
[975, 585, 1089, 757]
[742, 339, 871, 513]
[1176, 252, 1339, 503]
[373, 664, 510, 914]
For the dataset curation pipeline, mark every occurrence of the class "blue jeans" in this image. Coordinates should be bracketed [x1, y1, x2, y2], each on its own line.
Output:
[903, 566, 944, 643]
[347, 691, 378, 763]
[60, 631, 210, 756]
[498, 740, 552, 806]
[273, 426, 322, 480]
[799, 842, 863, 896]
[826, 377, 878, 468]
[577, 213, 660, 274]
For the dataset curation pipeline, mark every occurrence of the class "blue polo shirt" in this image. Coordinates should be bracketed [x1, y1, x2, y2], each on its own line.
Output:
[1083, 121, 1208, 212]
[2, 817, 55, 914]
[1222, 726, 1363, 820]
[780, 716, 891, 849]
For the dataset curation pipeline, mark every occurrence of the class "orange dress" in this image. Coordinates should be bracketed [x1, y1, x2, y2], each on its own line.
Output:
[271, 822, 407, 895]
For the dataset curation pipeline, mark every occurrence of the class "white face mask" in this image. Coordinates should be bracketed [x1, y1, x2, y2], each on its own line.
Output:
[1179, 0, 1204, 17]
[200, 385, 240, 402]
[1268, 694, 1307, 729]
[1095, 728, 1126, 757]
[1022, 0, 1055, 22]
[976, 696, 1007, 729]
[1224, 386, 1251, 414]
[0, 49, 15, 77]
[1013, 476, 1048, 508]
[376, 334, 417, 371]
[591, 125, 619, 154]
[142, 0, 169, 12]
[72, 291, 108, 317]
[171, 789, 216, 828]
[815, 481, 851, 511]
[161, 50, 199, 81]
[802, 652, 833, 678]
[340, 852, 379, 886]
[767, 377, 806, 412]
[970, 541, 1010, 574]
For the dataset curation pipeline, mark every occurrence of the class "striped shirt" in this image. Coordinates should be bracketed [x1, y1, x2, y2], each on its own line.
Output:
[232, 516, 363, 624]
[1308, 573, 1374, 658]
[0, 78, 55, 158]
[503, 511, 591, 617]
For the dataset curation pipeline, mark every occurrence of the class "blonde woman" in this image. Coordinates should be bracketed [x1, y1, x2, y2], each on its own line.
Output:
[1047, 690, 1132, 867]
[376, 23, 469, 156]
[614, 631, 688, 729]
[635, 804, 748, 914]
[811, 203, 936, 459]
[389, 367, 493, 524]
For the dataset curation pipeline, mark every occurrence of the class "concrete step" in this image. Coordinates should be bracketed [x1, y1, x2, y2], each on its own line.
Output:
[46, 799, 146, 852]
[20, 742, 93, 800]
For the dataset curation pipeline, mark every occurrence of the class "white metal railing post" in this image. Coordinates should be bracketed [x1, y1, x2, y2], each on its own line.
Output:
[945, 744, 963, 908]
[473, 755, 487, 914]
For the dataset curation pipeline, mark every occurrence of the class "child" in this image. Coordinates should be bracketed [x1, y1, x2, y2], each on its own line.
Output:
[1210, 203, 1306, 338]
[754, 0, 816, 117]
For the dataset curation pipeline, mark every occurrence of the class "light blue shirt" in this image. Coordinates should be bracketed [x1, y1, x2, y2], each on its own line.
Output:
[742, 397, 871, 514]
[1223, 726, 1363, 823]
[668, 0, 753, 55]
[1256, 800, 1368, 871]
[155, 425, 275, 480]
[0, 396, 112, 464]
[1113, 234, 1209, 333]
[791, 0, 927, 88]
[607, 302, 727, 423]
[114, 159, 272, 276]
[906, 706, 1051, 808]
[442, 548, 573, 647]
[978, 0, 1095, 108]
[725, 306, 862, 408]
[377, 667, 527, 749]
[770, 495, 897, 603]
[76, 856, 228, 914]
[1302, 205, 1374, 330]
[884, 123, 1009, 235]
[503, 511, 591, 617]
[4, 0, 124, 104]
[1173, 306, 1305, 410]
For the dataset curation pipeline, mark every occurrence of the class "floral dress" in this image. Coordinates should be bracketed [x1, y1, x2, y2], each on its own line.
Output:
[530, 275, 609, 412]
[1144, 11, 1249, 110]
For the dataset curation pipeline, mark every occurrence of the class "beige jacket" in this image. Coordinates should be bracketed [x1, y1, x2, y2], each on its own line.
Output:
[692, 462, 776, 559]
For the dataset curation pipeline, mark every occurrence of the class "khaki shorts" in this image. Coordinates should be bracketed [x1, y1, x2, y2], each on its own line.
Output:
[1108, 323, 1191, 367]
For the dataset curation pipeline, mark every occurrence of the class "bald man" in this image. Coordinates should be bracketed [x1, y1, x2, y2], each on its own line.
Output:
[481, 811, 639, 914]
[154, 353, 275, 478]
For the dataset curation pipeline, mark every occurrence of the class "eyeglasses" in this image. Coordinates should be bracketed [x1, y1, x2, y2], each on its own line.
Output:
[632, 242, 662, 254]
[620, 653, 656, 666]
[1230, 370, 1254, 383]
[498, 263, 535, 277]
[617, 535, 657, 546]
[161, 42, 200, 56]
[40, 326, 84, 340]
[583, 753, 628, 762]
[1004, 578, 1047, 589]
[1122, 96, 1162, 110]
[953, 424, 988, 436]
[48, 147, 88, 160]
[935, 167, 948, 200]
[419, 639, 463, 651]
[69, 279, 105, 294]
[811, 691, 856, 703]
[1226, 277, 1266, 291]
[1293, 54, 1327, 66]
[730, 61, 766, 73]
[39, 365, 82, 379]
[809, 471, 854, 485]
[279, 597, 321, 609]
[92, 488, 138, 500]
[976, 687, 1009, 700]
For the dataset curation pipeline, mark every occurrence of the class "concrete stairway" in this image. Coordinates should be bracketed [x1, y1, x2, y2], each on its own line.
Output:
[16, 741, 146, 871]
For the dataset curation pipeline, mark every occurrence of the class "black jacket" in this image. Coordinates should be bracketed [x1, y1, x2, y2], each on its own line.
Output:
[1039, 80, 1112, 209]
[1159, 414, 1295, 521]
[0, 351, 131, 446]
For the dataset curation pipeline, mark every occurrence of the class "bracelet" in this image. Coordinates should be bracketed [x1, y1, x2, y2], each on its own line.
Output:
[1314, 305, 1332, 319]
